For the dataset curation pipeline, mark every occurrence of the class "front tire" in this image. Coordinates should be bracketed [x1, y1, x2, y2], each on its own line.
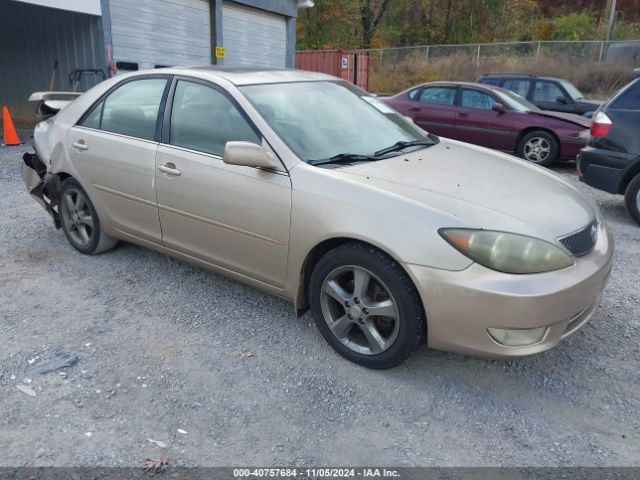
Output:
[309, 242, 425, 369]
[517, 130, 559, 167]
[624, 174, 640, 227]
[58, 178, 118, 255]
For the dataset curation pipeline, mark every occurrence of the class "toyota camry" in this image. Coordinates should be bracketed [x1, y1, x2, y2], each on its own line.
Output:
[21, 67, 613, 369]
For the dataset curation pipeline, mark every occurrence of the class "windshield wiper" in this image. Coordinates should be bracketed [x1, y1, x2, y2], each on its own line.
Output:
[374, 139, 436, 157]
[309, 153, 378, 166]
[309, 137, 438, 166]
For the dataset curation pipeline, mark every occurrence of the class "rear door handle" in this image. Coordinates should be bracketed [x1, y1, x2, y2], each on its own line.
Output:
[458, 112, 469, 118]
[409, 107, 421, 112]
[158, 163, 181, 176]
[71, 140, 88, 151]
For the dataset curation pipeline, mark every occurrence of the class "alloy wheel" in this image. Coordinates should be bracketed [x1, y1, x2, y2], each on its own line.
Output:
[320, 265, 400, 355]
[523, 137, 551, 163]
[60, 188, 94, 247]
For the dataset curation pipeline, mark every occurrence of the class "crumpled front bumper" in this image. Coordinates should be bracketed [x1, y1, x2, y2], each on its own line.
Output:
[21, 152, 61, 228]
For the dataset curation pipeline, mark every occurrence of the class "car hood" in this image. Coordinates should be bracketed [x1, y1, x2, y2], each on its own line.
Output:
[333, 139, 596, 242]
[530, 110, 591, 128]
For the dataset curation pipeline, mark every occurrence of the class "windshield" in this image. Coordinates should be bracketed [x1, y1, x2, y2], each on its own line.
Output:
[240, 81, 429, 163]
[494, 89, 541, 112]
[560, 80, 584, 100]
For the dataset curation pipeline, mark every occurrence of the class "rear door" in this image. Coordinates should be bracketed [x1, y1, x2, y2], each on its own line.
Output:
[155, 78, 292, 288]
[453, 87, 514, 151]
[67, 76, 170, 243]
[407, 85, 458, 137]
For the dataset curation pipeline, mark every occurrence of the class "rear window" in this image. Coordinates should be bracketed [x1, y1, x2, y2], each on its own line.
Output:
[503, 79, 531, 98]
[609, 80, 640, 110]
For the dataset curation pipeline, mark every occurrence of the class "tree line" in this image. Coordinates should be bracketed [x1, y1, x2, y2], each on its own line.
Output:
[297, 0, 640, 50]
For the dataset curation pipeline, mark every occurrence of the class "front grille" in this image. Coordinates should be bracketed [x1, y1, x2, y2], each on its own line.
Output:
[558, 221, 598, 256]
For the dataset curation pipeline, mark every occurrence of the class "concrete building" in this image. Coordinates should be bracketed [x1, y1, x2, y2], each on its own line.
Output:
[0, 0, 313, 125]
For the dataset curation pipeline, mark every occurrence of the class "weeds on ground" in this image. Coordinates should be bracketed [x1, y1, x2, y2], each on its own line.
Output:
[370, 53, 636, 98]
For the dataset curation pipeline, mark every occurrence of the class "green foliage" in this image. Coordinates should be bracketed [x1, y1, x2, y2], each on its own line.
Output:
[297, 0, 640, 49]
[550, 12, 598, 40]
[615, 20, 640, 40]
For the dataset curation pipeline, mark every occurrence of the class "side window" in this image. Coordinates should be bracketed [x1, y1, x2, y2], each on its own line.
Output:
[170, 80, 260, 157]
[533, 81, 565, 103]
[97, 78, 167, 140]
[610, 81, 640, 110]
[80, 101, 103, 129]
[417, 87, 456, 106]
[460, 89, 497, 110]
[503, 79, 531, 98]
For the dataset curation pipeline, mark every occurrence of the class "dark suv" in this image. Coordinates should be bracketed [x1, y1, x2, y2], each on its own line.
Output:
[477, 74, 601, 115]
[578, 70, 640, 226]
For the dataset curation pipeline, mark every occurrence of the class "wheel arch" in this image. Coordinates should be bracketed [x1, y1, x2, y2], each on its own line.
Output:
[619, 158, 640, 195]
[43, 171, 73, 202]
[294, 236, 414, 316]
[515, 126, 560, 154]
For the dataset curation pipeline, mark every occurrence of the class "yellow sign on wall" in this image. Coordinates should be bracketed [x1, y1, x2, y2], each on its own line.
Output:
[215, 47, 225, 59]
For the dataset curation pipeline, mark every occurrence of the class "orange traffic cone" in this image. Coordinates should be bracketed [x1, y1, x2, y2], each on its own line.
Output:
[2, 106, 20, 146]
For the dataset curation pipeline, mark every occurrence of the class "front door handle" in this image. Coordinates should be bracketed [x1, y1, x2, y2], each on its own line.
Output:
[409, 107, 421, 112]
[458, 112, 469, 118]
[158, 163, 181, 176]
[71, 140, 88, 151]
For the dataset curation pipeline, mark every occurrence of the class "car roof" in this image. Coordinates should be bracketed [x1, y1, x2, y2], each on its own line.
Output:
[123, 65, 338, 86]
[416, 81, 511, 94]
[479, 73, 558, 81]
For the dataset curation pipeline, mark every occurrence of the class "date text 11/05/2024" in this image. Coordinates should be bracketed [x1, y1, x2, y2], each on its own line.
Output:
[233, 468, 401, 478]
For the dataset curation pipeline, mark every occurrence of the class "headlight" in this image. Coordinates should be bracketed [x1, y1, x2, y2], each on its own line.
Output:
[440, 229, 574, 274]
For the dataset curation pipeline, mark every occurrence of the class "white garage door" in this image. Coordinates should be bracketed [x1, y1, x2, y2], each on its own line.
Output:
[222, 2, 287, 67]
[110, 0, 211, 70]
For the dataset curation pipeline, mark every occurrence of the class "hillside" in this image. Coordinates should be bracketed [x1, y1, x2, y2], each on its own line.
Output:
[297, 0, 640, 50]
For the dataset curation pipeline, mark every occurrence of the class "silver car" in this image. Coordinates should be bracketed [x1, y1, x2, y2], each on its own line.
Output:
[22, 67, 614, 369]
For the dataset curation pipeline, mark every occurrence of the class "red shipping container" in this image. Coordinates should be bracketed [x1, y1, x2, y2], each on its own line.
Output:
[296, 50, 369, 91]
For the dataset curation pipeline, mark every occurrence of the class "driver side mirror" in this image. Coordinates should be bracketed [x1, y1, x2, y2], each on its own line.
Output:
[223, 141, 279, 170]
[491, 103, 506, 114]
[556, 95, 568, 104]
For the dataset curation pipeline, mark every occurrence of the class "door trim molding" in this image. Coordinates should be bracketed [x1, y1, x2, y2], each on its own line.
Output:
[94, 184, 157, 207]
[157, 203, 285, 246]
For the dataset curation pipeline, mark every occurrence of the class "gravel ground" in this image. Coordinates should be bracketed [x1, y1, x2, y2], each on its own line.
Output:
[0, 143, 639, 467]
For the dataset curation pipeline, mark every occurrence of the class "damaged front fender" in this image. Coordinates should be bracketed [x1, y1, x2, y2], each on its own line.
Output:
[22, 152, 61, 229]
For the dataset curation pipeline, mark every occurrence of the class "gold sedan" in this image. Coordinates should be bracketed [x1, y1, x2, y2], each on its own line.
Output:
[22, 67, 613, 368]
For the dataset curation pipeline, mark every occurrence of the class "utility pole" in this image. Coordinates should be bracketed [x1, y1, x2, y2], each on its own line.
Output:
[605, 0, 617, 42]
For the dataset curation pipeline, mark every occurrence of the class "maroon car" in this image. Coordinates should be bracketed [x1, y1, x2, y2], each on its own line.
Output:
[382, 81, 591, 166]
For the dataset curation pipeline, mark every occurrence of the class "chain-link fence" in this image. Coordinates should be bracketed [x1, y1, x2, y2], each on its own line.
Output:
[358, 40, 640, 68]
[342, 40, 640, 96]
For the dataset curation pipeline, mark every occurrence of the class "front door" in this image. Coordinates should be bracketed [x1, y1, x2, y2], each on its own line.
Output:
[67, 77, 169, 243]
[155, 79, 292, 289]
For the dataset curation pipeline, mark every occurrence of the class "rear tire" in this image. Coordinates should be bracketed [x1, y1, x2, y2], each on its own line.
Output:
[58, 178, 118, 255]
[624, 174, 640, 227]
[308, 242, 426, 369]
[517, 130, 559, 167]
